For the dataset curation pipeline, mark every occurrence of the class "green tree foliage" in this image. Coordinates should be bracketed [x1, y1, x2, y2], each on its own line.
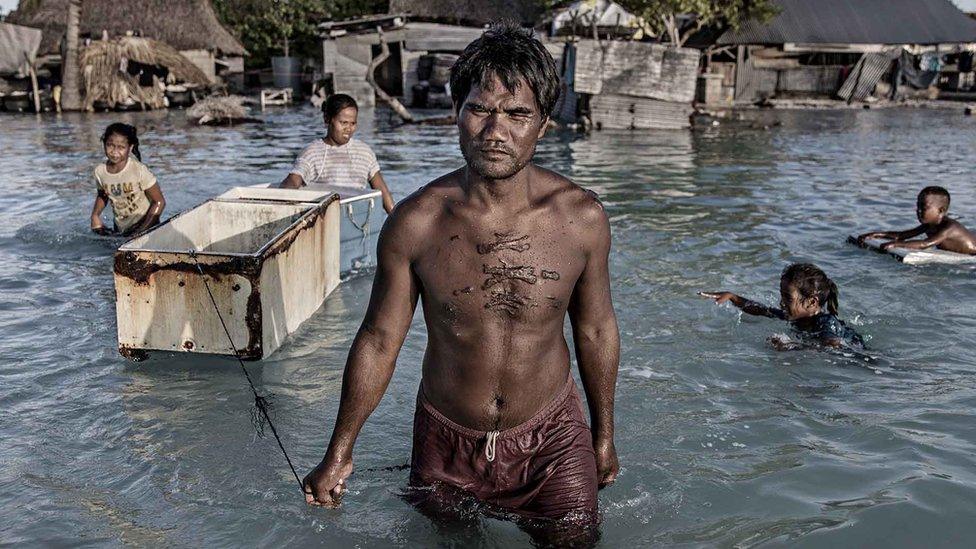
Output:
[617, 0, 778, 46]
[213, 0, 387, 66]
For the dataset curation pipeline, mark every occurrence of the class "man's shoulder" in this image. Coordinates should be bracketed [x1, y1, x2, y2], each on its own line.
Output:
[534, 166, 607, 226]
[399, 170, 462, 210]
[382, 169, 463, 238]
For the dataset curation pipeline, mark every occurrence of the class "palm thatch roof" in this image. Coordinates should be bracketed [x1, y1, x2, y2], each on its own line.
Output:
[80, 36, 212, 110]
[388, 0, 541, 27]
[7, 0, 245, 56]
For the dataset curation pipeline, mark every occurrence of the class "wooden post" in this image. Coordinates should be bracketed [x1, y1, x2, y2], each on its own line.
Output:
[25, 53, 41, 113]
[61, 0, 84, 111]
[734, 45, 745, 101]
[367, 26, 413, 123]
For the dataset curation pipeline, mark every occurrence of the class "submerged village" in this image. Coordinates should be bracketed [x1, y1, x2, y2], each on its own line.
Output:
[3, 0, 976, 125]
[3, 1, 976, 547]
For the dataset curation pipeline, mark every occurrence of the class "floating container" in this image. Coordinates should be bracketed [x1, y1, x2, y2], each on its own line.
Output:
[114, 189, 341, 360]
[239, 183, 385, 273]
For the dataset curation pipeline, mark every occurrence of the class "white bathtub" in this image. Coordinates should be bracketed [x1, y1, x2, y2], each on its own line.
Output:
[114, 189, 341, 360]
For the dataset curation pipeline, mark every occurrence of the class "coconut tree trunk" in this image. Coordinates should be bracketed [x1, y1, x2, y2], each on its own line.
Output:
[61, 0, 83, 111]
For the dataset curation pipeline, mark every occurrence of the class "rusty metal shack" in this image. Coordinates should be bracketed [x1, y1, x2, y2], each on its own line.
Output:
[697, 0, 976, 105]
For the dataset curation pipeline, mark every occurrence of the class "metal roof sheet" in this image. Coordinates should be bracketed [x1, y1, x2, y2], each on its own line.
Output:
[717, 0, 976, 45]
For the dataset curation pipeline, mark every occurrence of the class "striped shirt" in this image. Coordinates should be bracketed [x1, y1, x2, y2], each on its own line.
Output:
[289, 138, 380, 189]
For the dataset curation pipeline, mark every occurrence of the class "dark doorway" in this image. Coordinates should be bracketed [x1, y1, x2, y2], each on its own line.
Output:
[370, 42, 404, 97]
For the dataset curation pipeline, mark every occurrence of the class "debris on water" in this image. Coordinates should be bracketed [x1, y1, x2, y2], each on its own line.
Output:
[187, 95, 262, 126]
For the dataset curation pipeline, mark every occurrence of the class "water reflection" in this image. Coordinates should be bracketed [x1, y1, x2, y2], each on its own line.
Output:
[1, 105, 976, 546]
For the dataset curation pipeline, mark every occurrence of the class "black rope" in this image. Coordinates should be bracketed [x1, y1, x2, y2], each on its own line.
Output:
[188, 251, 304, 493]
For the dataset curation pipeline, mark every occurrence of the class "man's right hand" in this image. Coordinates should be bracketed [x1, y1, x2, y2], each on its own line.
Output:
[303, 456, 353, 508]
[91, 225, 112, 236]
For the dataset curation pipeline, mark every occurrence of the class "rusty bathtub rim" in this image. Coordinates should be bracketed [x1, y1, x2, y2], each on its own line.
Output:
[116, 193, 340, 259]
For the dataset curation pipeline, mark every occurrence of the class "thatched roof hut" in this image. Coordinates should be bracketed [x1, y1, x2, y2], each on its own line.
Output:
[80, 36, 212, 110]
[388, 0, 541, 27]
[7, 0, 245, 56]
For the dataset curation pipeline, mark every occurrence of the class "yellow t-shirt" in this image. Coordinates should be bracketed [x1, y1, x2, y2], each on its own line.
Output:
[94, 158, 157, 232]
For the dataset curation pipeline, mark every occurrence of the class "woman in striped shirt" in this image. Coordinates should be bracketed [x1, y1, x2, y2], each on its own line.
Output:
[280, 94, 395, 213]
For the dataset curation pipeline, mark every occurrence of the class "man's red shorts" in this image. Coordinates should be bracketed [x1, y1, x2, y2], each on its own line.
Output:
[409, 376, 598, 521]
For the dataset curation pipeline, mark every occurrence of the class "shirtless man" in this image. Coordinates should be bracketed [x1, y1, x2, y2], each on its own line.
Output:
[857, 186, 976, 255]
[303, 24, 620, 530]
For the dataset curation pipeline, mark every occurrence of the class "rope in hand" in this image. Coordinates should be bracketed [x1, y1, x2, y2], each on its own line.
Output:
[188, 251, 304, 493]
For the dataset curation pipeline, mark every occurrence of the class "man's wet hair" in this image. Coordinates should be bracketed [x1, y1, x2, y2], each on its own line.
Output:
[918, 186, 950, 207]
[450, 22, 560, 120]
[322, 93, 358, 120]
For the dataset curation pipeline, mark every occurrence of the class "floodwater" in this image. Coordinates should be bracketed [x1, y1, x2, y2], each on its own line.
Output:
[1, 104, 975, 547]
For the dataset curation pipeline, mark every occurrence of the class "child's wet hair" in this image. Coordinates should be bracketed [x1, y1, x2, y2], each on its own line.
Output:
[918, 186, 950, 208]
[781, 263, 839, 315]
[101, 123, 141, 161]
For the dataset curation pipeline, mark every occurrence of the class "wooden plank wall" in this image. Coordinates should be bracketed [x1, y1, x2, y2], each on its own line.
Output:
[573, 40, 699, 103]
[589, 94, 692, 130]
[777, 66, 843, 94]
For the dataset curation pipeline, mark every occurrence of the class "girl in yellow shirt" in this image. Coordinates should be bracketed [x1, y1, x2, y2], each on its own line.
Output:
[90, 123, 166, 236]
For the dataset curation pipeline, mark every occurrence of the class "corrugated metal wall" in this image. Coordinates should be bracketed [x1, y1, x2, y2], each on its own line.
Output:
[837, 52, 896, 101]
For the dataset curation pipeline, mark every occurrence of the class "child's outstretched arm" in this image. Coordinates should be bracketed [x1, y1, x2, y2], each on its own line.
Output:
[699, 292, 786, 319]
[90, 190, 112, 235]
[881, 227, 948, 251]
[857, 225, 925, 243]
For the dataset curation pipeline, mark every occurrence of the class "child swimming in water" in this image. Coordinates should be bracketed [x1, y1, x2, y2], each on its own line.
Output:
[701, 263, 864, 349]
[90, 123, 165, 237]
[856, 186, 976, 255]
